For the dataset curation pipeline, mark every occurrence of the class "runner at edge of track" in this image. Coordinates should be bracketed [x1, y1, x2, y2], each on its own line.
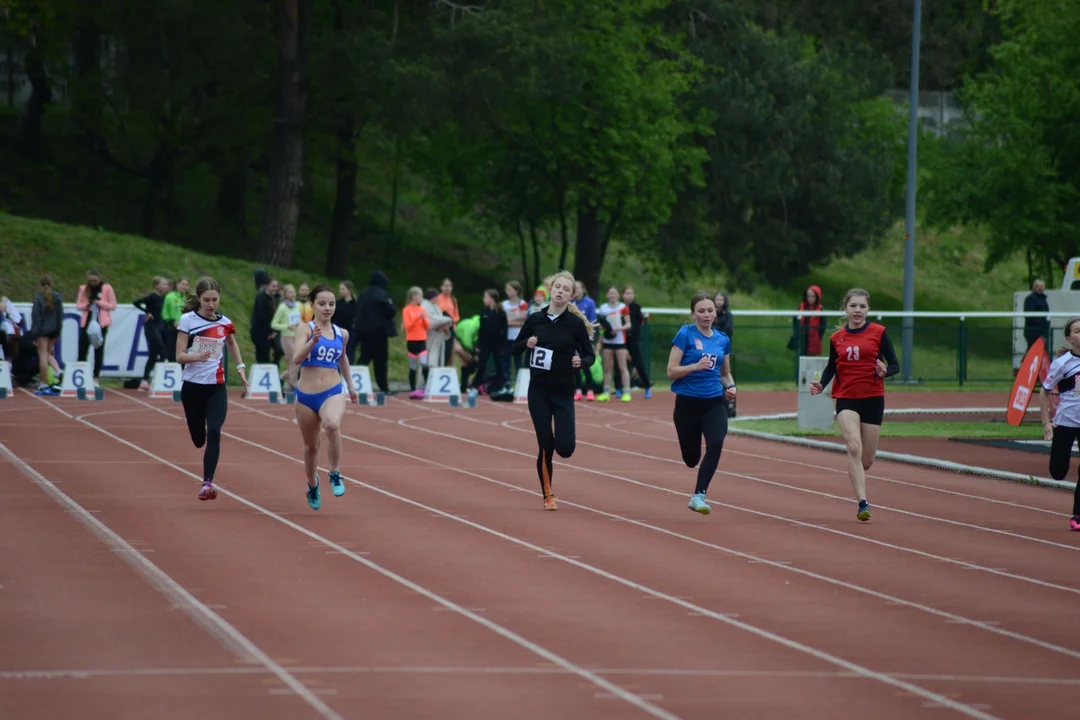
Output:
[810, 287, 899, 521]
[667, 292, 736, 516]
[175, 276, 249, 501]
[511, 270, 598, 511]
[1038, 316, 1080, 531]
[293, 283, 359, 510]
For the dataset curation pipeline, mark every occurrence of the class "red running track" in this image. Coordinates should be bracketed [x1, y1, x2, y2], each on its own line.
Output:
[1, 389, 1078, 719]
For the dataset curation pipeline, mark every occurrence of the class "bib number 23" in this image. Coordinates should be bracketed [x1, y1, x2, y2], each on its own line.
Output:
[530, 347, 553, 371]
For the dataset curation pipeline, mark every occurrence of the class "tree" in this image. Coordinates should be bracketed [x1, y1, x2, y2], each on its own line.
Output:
[257, 0, 312, 268]
[649, 0, 905, 289]
[921, 0, 1080, 274]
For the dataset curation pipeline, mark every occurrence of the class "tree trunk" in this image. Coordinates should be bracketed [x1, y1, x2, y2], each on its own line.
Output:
[72, 1, 105, 154]
[216, 164, 249, 244]
[516, 218, 530, 284]
[327, 116, 358, 277]
[557, 187, 569, 271]
[529, 218, 541, 291]
[142, 146, 175, 239]
[388, 133, 403, 235]
[574, 199, 605, 296]
[256, 0, 311, 268]
[18, 42, 51, 154]
[6, 46, 14, 107]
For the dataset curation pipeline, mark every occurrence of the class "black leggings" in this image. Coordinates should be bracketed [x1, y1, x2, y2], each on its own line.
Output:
[181, 382, 228, 482]
[673, 394, 728, 495]
[527, 386, 576, 497]
[77, 325, 109, 378]
[1048, 425, 1080, 516]
[142, 322, 168, 380]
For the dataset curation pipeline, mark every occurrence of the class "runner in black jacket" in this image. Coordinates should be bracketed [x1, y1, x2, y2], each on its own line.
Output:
[511, 271, 598, 511]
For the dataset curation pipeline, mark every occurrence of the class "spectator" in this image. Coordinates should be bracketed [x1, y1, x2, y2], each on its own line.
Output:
[132, 276, 170, 391]
[333, 281, 359, 362]
[713, 291, 733, 340]
[437, 278, 460, 365]
[31, 274, 63, 392]
[76, 269, 117, 380]
[271, 283, 302, 390]
[789, 285, 825, 356]
[502, 280, 529, 388]
[467, 289, 507, 398]
[0, 289, 22, 363]
[162, 277, 188, 362]
[422, 288, 453, 373]
[250, 271, 278, 364]
[354, 270, 396, 394]
[1024, 278, 1051, 350]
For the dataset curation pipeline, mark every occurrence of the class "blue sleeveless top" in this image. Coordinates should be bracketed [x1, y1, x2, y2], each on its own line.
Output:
[301, 321, 345, 369]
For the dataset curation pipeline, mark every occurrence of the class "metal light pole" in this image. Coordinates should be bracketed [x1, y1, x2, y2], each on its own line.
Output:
[901, 0, 923, 382]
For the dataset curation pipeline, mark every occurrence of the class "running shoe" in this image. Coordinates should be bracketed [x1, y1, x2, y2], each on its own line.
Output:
[596, 392, 611, 402]
[543, 494, 558, 511]
[688, 493, 710, 515]
[329, 470, 346, 497]
[198, 482, 217, 501]
[857, 500, 872, 522]
[574, 390, 583, 401]
[644, 388, 652, 399]
[307, 475, 321, 510]
[1069, 516, 1080, 531]
[585, 390, 595, 401]
[621, 392, 631, 403]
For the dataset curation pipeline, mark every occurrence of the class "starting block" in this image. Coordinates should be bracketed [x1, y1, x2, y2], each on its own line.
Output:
[60, 362, 102, 400]
[0, 388, 8, 400]
[424, 367, 461, 404]
[246, 364, 282, 401]
[150, 362, 183, 399]
[268, 390, 296, 405]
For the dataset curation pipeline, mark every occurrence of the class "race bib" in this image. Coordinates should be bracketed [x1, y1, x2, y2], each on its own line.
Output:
[287, 311, 301, 326]
[192, 336, 224, 360]
[701, 353, 718, 369]
[530, 346, 554, 371]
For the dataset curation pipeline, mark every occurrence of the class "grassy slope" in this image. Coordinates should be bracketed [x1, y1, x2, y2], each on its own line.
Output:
[0, 212, 412, 384]
[0, 211, 1029, 389]
[733, 418, 1043, 439]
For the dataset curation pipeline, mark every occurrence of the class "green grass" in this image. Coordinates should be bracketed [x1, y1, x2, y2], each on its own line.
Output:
[0, 212, 412, 385]
[733, 418, 1044, 439]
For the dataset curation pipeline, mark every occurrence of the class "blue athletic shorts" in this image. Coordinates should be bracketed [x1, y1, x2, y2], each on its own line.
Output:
[295, 382, 344, 415]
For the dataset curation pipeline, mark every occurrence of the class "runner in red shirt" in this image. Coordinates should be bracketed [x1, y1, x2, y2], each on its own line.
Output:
[809, 288, 899, 521]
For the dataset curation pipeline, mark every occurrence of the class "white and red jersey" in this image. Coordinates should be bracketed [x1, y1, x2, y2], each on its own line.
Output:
[502, 298, 529, 341]
[177, 311, 235, 385]
[597, 301, 630, 345]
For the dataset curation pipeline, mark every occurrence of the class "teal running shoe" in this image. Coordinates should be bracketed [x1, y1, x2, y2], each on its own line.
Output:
[688, 493, 711, 515]
[307, 475, 321, 511]
[329, 471, 345, 497]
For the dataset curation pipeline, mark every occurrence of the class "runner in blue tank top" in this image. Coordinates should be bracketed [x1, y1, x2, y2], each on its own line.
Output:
[293, 284, 358, 510]
[667, 291, 737, 515]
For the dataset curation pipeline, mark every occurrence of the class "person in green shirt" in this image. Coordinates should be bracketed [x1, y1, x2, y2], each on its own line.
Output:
[454, 314, 481, 389]
[162, 277, 189, 362]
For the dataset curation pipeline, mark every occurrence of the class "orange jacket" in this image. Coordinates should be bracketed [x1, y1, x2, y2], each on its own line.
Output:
[402, 304, 430, 341]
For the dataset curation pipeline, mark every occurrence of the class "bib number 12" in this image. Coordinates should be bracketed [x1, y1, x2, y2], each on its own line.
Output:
[530, 347, 553, 371]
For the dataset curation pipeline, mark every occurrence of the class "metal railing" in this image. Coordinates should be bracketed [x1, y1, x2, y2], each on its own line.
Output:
[637, 309, 1075, 386]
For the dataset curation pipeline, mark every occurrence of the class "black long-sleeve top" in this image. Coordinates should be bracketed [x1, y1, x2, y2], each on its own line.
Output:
[477, 306, 508, 349]
[133, 292, 165, 327]
[626, 302, 645, 343]
[819, 325, 900, 390]
[512, 307, 596, 394]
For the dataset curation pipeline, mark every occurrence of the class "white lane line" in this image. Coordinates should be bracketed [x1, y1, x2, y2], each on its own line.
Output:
[26, 390, 684, 720]
[0, 438, 345, 720]
[109, 392, 1001, 720]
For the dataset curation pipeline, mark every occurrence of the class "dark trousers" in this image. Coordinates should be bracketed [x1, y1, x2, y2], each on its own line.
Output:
[673, 394, 729, 496]
[251, 330, 273, 364]
[528, 385, 576, 497]
[614, 338, 652, 391]
[164, 323, 179, 362]
[357, 329, 390, 392]
[471, 344, 504, 391]
[77, 324, 109, 378]
[1048, 425, 1080, 516]
[181, 382, 228, 482]
[142, 322, 168, 380]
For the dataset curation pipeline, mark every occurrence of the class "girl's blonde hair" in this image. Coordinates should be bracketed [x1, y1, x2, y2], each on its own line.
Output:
[406, 286, 423, 303]
[182, 277, 220, 314]
[835, 287, 870, 332]
[549, 270, 599, 339]
[282, 283, 296, 298]
[1055, 317, 1080, 357]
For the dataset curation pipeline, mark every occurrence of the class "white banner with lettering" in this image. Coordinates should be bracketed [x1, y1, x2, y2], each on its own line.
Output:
[13, 303, 163, 378]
